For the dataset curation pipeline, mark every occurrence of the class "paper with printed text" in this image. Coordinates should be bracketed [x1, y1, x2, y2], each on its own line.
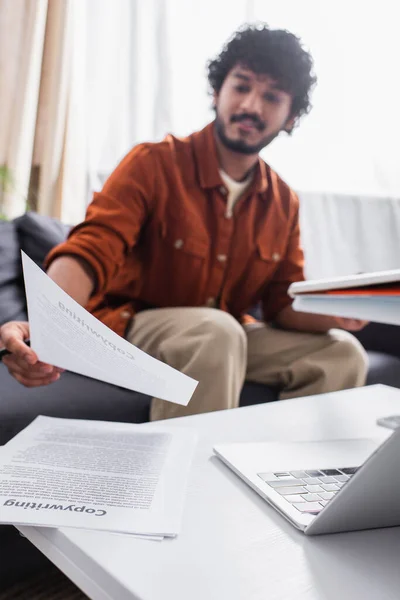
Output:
[21, 252, 198, 404]
[0, 416, 197, 536]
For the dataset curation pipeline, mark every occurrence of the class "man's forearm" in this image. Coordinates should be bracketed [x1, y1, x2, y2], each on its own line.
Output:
[47, 255, 96, 306]
[275, 304, 340, 333]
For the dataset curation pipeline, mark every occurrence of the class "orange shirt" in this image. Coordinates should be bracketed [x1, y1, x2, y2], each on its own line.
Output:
[46, 123, 305, 337]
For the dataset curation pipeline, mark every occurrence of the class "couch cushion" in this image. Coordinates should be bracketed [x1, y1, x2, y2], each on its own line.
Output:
[0, 365, 151, 445]
[0, 366, 280, 445]
[0, 220, 27, 325]
[14, 212, 70, 267]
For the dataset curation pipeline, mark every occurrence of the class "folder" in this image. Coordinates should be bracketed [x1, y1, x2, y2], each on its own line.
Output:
[288, 269, 400, 326]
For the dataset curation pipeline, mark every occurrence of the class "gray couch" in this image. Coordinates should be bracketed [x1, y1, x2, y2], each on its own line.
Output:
[1, 211, 400, 587]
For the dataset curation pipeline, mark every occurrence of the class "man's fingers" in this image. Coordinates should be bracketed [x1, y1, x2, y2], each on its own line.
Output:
[0, 322, 37, 364]
[0, 321, 65, 388]
[347, 319, 368, 331]
[2, 357, 61, 380]
[2, 355, 60, 375]
[6, 340, 37, 366]
[11, 371, 61, 388]
[3, 354, 45, 372]
[334, 318, 369, 331]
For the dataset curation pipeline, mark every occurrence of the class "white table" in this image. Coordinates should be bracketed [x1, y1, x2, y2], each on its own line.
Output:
[19, 384, 400, 600]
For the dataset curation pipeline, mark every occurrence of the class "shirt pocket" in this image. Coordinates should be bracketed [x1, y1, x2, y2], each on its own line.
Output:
[244, 238, 284, 295]
[143, 220, 209, 306]
[256, 239, 283, 266]
[160, 221, 209, 259]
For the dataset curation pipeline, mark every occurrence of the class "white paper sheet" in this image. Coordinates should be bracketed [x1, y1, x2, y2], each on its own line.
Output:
[0, 416, 197, 536]
[292, 295, 400, 326]
[21, 252, 198, 405]
[289, 269, 400, 295]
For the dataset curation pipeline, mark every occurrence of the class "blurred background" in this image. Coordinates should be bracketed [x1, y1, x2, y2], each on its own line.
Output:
[1, 0, 400, 276]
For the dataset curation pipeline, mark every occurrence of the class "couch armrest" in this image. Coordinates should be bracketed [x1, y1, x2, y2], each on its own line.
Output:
[0, 220, 27, 324]
[14, 212, 70, 267]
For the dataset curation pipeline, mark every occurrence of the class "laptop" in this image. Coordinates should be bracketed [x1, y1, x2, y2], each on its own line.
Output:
[213, 428, 400, 535]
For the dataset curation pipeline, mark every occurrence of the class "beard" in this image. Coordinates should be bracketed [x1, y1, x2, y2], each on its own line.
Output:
[215, 113, 280, 155]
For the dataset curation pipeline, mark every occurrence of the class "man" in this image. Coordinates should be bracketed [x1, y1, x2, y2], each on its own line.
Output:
[0, 25, 367, 420]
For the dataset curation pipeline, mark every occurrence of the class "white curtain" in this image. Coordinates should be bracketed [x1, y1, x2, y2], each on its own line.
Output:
[3, 1, 398, 221]
[299, 193, 400, 279]
[0, 0, 88, 222]
[85, 0, 400, 200]
[82, 0, 400, 278]
[0, 0, 48, 218]
[84, 0, 174, 190]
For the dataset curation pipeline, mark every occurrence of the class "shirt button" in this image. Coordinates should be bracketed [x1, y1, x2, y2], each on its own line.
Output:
[217, 254, 227, 263]
[219, 186, 227, 195]
[205, 297, 216, 308]
[120, 310, 131, 319]
[174, 239, 184, 249]
[272, 252, 280, 262]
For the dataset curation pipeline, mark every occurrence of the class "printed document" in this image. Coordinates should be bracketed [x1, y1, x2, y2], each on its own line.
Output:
[0, 416, 197, 537]
[21, 252, 198, 405]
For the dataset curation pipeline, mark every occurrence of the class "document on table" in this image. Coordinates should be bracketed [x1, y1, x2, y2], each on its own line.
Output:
[21, 252, 198, 405]
[0, 416, 197, 537]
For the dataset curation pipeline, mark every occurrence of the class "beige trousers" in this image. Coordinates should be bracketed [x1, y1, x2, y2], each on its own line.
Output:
[126, 308, 368, 421]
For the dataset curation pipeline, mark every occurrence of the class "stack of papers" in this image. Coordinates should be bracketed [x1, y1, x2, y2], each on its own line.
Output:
[0, 416, 197, 540]
[289, 269, 400, 326]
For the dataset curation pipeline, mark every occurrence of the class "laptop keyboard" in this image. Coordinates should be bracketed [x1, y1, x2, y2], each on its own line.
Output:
[257, 467, 358, 515]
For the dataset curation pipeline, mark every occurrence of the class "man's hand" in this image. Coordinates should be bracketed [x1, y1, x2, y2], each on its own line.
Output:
[330, 317, 368, 332]
[275, 305, 369, 334]
[0, 256, 94, 388]
[0, 321, 64, 387]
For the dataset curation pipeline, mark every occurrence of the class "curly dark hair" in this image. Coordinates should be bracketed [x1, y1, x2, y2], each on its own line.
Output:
[207, 24, 317, 129]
